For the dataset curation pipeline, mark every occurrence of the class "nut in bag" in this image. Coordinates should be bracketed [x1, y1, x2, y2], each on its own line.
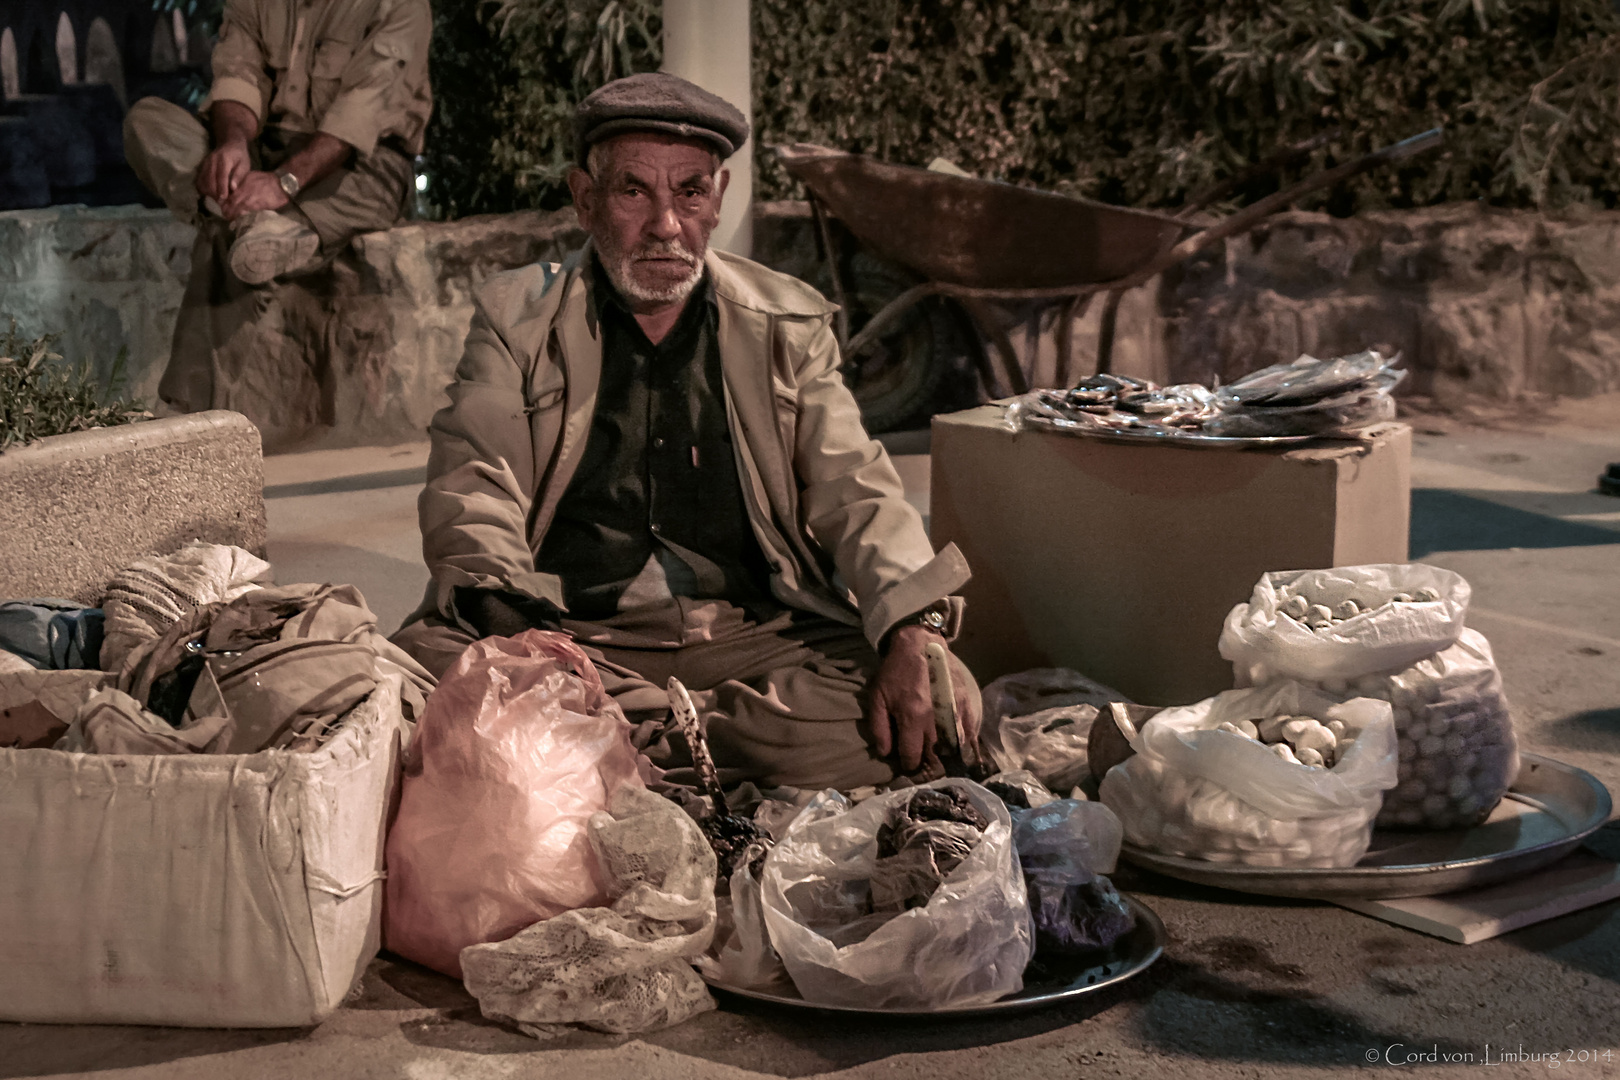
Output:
[1098, 682, 1398, 868]
[760, 779, 1033, 1009]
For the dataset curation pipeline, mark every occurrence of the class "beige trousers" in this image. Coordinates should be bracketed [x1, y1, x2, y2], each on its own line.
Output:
[391, 600, 978, 793]
[123, 97, 411, 411]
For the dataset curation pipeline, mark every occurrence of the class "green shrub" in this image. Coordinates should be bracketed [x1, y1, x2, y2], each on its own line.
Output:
[0, 324, 149, 452]
[753, 0, 1620, 213]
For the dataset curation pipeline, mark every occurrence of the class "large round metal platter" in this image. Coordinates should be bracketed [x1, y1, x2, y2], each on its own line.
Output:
[702, 895, 1165, 1018]
[1017, 414, 1322, 448]
[1120, 753, 1612, 900]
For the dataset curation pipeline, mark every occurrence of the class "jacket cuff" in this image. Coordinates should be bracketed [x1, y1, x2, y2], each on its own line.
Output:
[205, 76, 265, 121]
[862, 543, 972, 650]
[431, 566, 567, 624]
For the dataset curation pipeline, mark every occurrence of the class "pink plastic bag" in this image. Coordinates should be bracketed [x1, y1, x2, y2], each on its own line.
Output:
[384, 630, 646, 977]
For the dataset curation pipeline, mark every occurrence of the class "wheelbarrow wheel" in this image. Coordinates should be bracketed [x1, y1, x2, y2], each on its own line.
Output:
[815, 252, 981, 434]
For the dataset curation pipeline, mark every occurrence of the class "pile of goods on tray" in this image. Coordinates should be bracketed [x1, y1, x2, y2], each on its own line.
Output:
[1007, 349, 1404, 441]
[1090, 562, 1519, 871]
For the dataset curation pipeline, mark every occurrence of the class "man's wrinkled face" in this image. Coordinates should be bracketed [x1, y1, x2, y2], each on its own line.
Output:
[569, 133, 729, 308]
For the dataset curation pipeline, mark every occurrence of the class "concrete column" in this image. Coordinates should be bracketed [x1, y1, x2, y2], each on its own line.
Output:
[661, 0, 751, 256]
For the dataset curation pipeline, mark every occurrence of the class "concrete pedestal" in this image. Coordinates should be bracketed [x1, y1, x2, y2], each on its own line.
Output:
[929, 406, 1411, 705]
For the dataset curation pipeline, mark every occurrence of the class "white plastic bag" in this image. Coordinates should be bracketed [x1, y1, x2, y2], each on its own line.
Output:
[696, 839, 790, 991]
[1219, 564, 1470, 684]
[1099, 682, 1398, 867]
[760, 779, 1032, 1009]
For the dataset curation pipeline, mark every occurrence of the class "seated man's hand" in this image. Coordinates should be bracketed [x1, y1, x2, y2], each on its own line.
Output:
[868, 625, 979, 780]
[197, 139, 252, 205]
[220, 170, 290, 220]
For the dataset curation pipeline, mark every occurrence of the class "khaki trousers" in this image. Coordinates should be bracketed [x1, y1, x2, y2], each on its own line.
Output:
[391, 599, 977, 793]
[123, 97, 412, 412]
[123, 96, 411, 251]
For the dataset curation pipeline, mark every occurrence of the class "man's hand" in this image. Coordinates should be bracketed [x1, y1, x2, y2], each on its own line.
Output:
[868, 625, 979, 779]
[197, 139, 252, 204]
[220, 170, 290, 219]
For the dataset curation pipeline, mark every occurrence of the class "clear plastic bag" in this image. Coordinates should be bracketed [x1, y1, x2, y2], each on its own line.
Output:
[1011, 800, 1134, 958]
[383, 630, 646, 977]
[460, 785, 717, 1037]
[1343, 629, 1518, 830]
[1219, 565, 1516, 829]
[1098, 682, 1398, 867]
[696, 839, 791, 991]
[1219, 564, 1471, 684]
[760, 779, 1032, 1009]
[979, 669, 1127, 793]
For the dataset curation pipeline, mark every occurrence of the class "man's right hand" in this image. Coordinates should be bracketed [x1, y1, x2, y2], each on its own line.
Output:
[197, 139, 252, 204]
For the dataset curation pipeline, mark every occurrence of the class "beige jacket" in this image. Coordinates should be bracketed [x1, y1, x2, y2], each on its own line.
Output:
[207, 0, 432, 156]
[419, 247, 970, 649]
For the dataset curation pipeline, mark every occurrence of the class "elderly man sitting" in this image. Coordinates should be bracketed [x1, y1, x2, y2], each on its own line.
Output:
[393, 73, 978, 792]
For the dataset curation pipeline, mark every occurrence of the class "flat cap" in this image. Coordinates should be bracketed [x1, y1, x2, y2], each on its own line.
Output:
[574, 72, 749, 162]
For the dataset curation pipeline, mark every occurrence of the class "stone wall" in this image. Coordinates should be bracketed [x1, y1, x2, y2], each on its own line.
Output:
[2, 200, 1616, 453]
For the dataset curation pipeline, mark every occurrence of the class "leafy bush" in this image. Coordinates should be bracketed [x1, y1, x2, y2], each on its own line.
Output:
[423, 0, 661, 218]
[753, 0, 1620, 213]
[0, 324, 149, 452]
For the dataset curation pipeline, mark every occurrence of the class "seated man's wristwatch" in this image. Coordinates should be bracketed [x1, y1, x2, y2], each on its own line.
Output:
[882, 598, 953, 653]
[276, 170, 302, 199]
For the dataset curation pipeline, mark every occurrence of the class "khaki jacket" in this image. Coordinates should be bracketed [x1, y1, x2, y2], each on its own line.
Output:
[419, 247, 970, 649]
[207, 0, 432, 156]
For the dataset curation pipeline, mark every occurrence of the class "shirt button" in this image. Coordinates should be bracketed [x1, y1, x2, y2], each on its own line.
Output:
[650, 523, 662, 534]
[652, 436, 665, 449]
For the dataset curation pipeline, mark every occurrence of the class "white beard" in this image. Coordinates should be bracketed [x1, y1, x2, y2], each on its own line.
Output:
[599, 237, 705, 306]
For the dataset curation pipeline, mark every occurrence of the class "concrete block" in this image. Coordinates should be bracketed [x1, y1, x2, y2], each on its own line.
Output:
[929, 406, 1411, 706]
[0, 411, 265, 604]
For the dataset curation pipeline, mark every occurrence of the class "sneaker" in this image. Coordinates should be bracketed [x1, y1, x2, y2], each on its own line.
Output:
[227, 210, 322, 285]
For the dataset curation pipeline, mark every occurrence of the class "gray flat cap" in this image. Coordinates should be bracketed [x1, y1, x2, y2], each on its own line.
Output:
[574, 72, 749, 162]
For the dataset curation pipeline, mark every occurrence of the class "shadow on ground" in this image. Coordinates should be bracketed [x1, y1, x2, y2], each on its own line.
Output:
[0, 1025, 306, 1078]
[1411, 489, 1620, 558]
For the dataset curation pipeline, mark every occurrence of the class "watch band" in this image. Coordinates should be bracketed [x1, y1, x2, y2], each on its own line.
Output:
[277, 170, 302, 199]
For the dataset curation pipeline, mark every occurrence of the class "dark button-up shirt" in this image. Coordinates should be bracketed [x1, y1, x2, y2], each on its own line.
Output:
[534, 259, 774, 621]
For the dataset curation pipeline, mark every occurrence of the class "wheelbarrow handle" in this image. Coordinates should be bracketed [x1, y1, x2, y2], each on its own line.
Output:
[1108, 127, 1445, 295]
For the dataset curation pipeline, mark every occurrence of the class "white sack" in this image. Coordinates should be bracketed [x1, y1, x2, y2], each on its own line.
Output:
[1099, 682, 1398, 868]
[1219, 564, 1470, 683]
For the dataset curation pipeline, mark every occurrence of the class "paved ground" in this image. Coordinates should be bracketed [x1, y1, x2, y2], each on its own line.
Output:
[6, 405, 1620, 1080]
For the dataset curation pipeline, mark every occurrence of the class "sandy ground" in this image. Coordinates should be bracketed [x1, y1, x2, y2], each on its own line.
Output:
[5, 408, 1619, 1080]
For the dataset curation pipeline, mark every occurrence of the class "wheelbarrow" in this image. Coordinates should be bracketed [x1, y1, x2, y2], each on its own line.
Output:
[778, 128, 1444, 412]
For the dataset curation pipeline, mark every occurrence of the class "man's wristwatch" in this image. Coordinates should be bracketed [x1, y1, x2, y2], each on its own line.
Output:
[892, 598, 952, 637]
[276, 170, 302, 199]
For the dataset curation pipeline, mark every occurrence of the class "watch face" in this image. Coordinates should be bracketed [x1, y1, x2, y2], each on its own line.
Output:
[278, 173, 298, 198]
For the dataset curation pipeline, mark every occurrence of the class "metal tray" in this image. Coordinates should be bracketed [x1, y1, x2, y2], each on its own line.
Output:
[703, 895, 1166, 1018]
[1017, 414, 1322, 449]
[1120, 753, 1612, 900]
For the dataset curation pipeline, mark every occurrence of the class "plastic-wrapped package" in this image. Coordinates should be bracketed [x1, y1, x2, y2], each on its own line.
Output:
[696, 839, 790, 991]
[460, 785, 717, 1037]
[1220, 564, 1517, 829]
[984, 769, 1059, 809]
[1011, 799, 1133, 959]
[1099, 682, 1398, 867]
[384, 631, 647, 978]
[760, 779, 1032, 1009]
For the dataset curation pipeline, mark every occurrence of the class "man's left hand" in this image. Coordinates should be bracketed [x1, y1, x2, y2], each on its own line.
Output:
[868, 625, 980, 780]
[220, 170, 289, 219]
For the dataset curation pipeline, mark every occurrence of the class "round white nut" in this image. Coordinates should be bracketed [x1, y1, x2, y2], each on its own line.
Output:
[1296, 746, 1326, 768]
[1292, 723, 1338, 757]
[1272, 742, 1302, 765]
[1393, 592, 1414, 603]
[1256, 715, 1292, 743]
[1306, 603, 1333, 625]
[1279, 595, 1310, 620]
[1414, 587, 1441, 602]
[1233, 718, 1260, 740]
[1326, 719, 1348, 741]
[1333, 599, 1361, 620]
